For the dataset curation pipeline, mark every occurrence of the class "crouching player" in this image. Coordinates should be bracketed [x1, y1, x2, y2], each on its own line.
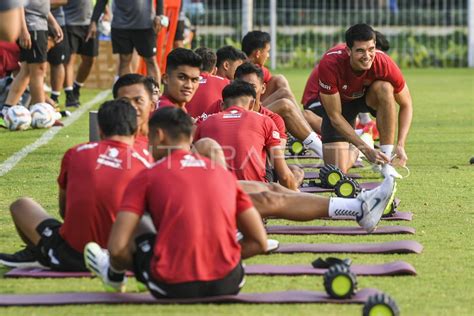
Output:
[0, 100, 150, 270]
[84, 107, 267, 297]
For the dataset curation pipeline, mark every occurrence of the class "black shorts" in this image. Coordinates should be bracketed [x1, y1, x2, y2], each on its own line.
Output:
[35, 218, 87, 272]
[66, 25, 99, 57]
[174, 20, 185, 41]
[47, 26, 70, 65]
[19, 30, 48, 63]
[111, 28, 156, 58]
[133, 233, 245, 299]
[306, 100, 325, 117]
[321, 96, 377, 143]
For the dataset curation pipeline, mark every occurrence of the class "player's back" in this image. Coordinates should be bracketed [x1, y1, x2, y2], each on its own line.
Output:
[186, 73, 230, 118]
[59, 139, 149, 252]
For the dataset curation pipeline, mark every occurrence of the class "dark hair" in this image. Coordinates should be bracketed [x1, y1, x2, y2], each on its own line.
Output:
[148, 107, 193, 140]
[375, 30, 390, 52]
[241, 31, 271, 56]
[345, 23, 376, 48]
[113, 74, 154, 99]
[222, 80, 256, 103]
[145, 76, 160, 91]
[216, 46, 247, 67]
[98, 99, 137, 137]
[194, 47, 217, 72]
[234, 62, 264, 83]
[166, 48, 202, 73]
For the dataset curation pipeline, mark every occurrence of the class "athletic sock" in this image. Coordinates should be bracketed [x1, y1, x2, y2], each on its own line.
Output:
[380, 144, 394, 158]
[64, 86, 73, 92]
[107, 265, 125, 283]
[328, 197, 363, 218]
[51, 91, 60, 103]
[358, 112, 372, 125]
[73, 81, 83, 91]
[303, 132, 323, 157]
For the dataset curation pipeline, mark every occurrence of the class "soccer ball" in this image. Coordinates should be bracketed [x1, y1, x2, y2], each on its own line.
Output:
[4, 105, 32, 131]
[30, 103, 59, 129]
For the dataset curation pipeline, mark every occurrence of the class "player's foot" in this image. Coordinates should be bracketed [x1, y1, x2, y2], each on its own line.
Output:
[65, 91, 80, 108]
[0, 246, 47, 269]
[73, 84, 81, 101]
[266, 239, 280, 252]
[84, 242, 126, 293]
[357, 175, 397, 233]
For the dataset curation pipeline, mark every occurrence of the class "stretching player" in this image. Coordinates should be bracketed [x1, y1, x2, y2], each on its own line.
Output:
[0, 100, 150, 270]
[195, 80, 299, 190]
[215, 46, 247, 80]
[186, 47, 230, 119]
[85, 107, 267, 296]
[316, 24, 412, 172]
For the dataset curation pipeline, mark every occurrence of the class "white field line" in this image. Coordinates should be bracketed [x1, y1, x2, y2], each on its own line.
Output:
[0, 90, 110, 177]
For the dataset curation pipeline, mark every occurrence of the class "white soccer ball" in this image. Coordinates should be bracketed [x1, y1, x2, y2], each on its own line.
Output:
[4, 105, 32, 131]
[30, 103, 58, 129]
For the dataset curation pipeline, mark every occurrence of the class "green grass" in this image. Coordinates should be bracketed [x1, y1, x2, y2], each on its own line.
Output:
[0, 69, 474, 315]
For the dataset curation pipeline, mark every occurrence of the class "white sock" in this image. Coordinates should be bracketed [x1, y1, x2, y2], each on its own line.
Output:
[358, 112, 372, 125]
[73, 80, 84, 87]
[328, 197, 363, 218]
[303, 132, 323, 157]
[64, 86, 73, 92]
[51, 91, 60, 96]
[380, 144, 394, 158]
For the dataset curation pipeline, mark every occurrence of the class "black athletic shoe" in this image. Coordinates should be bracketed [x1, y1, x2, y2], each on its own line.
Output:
[0, 246, 47, 269]
[73, 84, 81, 102]
[65, 91, 80, 108]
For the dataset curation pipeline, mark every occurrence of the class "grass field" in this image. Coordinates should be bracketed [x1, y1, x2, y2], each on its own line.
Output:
[0, 68, 473, 315]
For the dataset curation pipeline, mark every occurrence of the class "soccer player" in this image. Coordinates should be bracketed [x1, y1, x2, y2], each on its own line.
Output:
[0, 1, 63, 117]
[155, 48, 202, 112]
[84, 106, 267, 296]
[215, 45, 247, 80]
[89, 0, 164, 83]
[315, 24, 412, 173]
[62, 0, 98, 107]
[0, 100, 150, 270]
[195, 80, 298, 191]
[186, 47, 230, 119]
[234, 62, 323, 157]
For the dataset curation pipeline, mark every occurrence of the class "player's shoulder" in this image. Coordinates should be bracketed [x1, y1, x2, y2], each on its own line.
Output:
[209, 74, 230, 83]
[71, 142, 99, 154]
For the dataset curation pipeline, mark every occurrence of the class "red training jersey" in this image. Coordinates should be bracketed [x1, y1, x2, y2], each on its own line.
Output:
[57, 140, 150, 253]
[120, 150, 253, 284]
[194, 106, 281, 182]
[155, 95, 175, 110]
[186, 72, 230, 118]
[259, 105, 287, 140]
[317, 45, 405, 103]
[260, 65, 272, 84]
[134, 134, 153, 163]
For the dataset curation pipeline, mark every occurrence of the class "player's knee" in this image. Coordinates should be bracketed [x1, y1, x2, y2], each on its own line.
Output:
[372, 81, 394, 96]
[9, 197, 34, 215]
[193, 138, 225, 166]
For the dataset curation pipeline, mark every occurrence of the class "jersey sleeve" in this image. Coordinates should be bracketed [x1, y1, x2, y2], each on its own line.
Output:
[119, 169, 149, 216]
[57, 148, 74, 190]
[271, 112, 287, 140]
[262, 66, 272, 84]
[193, 123, 202, 142]
[263, 116, 282, 148]
[235, 182, 254, 214]
[379, 54, 406, 94]
[317, 57, 339, 95]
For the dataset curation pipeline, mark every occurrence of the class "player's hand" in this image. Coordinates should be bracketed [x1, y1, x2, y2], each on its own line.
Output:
[19, 29, 31, 49]
[51, 22, 63, 44]
[392, 145, 408, 167]
[362, 147, 390, 165]
[153, 15, 166, 33]
[86, 22, 97, 42]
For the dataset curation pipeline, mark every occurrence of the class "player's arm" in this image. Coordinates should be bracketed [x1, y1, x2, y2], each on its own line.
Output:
[58, 188, 66, 219]
[47, 12, 63, 43]
[269, 146, 298, 190]
[320, 92, 389, 164]
[394, 85, 413, 166]
[87, 0, 108, 40]
[107, 211, 141, 271]
[237, 207, 267, 258]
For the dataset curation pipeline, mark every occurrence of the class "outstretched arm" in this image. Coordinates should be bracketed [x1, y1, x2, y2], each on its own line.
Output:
[107, 211, 141, 271]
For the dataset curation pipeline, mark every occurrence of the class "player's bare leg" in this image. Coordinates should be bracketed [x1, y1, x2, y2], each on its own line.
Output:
[76, 55, 95, 84]
[4, 62, 30, 106]
[193, 137, 227, 169]
[303, 110, 322, 134]
[28, 62, 47, 104]
[144, 56, 160, 84]
[118, 53, 133, 76]
[323, 142, 359, 174]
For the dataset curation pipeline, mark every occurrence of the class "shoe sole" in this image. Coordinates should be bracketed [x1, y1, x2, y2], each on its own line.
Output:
[0, 259, 48, 269]
[368, 181, 397, 233]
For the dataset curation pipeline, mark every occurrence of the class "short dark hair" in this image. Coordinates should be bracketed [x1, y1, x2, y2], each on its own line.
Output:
[234, 62, 264, 83]
[375, 31, 390, 52]
[166, 48, 202, 73]
[194, 47, 217, 72]
[98, 99, 137, 137]
[148, 107, 193, 141]
[113, 74, 154, 99]
[222, 80, 256, 103]
[216, 46, 247, 67]
[345, 23, 376, 48]
[241, 31, 271, 56]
